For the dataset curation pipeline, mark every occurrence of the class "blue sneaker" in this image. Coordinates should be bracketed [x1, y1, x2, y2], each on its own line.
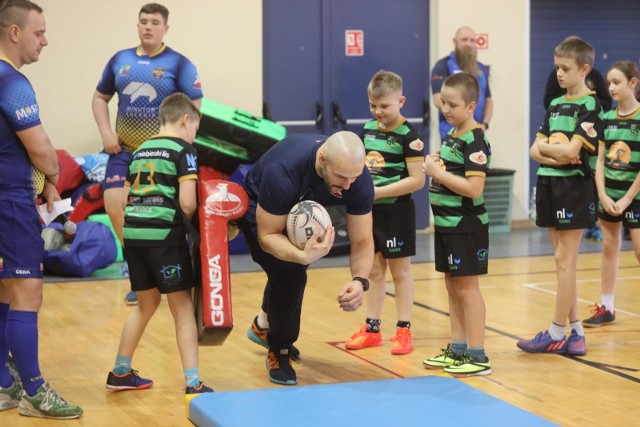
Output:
[567, 329, 586, 356]
[105, 370, 153, 391]
[517, 331, 567, 354]
[186, 382, 214, 394]
[124, 291, 138, 305]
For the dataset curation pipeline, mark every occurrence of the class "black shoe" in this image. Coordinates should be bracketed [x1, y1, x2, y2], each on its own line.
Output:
[266, 349, 297, 385]
[247, 317, 301, 361]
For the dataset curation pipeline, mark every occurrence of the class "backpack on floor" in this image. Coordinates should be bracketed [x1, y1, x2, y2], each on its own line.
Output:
[43, 221, 117, 277]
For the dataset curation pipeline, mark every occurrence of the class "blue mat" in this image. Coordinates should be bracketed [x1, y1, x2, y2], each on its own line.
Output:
[188, 376, 556, 427]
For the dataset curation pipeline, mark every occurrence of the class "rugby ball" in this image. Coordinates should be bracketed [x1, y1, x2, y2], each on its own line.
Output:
[286, 201, 332, 250]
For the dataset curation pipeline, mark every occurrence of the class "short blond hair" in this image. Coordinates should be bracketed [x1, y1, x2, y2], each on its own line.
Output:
[367, 70, 403, 98]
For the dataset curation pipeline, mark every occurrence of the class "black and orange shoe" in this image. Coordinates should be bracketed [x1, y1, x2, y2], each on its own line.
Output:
[266, 349, 297, 386]
[247, 316, 301, 360]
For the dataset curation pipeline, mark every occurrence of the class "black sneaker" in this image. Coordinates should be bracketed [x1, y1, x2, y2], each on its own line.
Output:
[266, 349, 297, 385]
[186, 382, 214, 394]
[247, 316, 301, 361]
[583, 303, 616, 327]
[105, 369, 154, 391]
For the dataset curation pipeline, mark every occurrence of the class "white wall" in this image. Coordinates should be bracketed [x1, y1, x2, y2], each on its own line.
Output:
[430, 0, 530, 221]
[20, 0, 262, 156]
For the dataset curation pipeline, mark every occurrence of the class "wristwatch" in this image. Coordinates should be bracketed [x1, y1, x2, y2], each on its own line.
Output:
[353, 276, 369, 291]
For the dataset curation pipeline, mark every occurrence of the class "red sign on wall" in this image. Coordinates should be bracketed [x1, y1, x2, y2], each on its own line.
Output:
[476, 33, 489, 49]
[345, 30, 364, 56]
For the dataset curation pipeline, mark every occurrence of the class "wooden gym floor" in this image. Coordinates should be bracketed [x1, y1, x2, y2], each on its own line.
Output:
[2, 227, 638, 426]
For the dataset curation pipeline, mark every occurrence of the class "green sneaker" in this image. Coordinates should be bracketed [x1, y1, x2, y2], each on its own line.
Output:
[0, 381, 22, 411]
[8, 356, 21, 386]
[422, 344, 459, 369]
[18, 382, 83, 419]
[443, 354, 491, 377]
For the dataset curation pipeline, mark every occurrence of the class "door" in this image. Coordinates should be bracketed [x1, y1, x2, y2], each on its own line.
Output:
[263, 0, 430, 228]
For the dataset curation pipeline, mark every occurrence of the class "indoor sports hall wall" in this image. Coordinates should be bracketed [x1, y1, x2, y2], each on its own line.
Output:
[20, 0, 262, 156]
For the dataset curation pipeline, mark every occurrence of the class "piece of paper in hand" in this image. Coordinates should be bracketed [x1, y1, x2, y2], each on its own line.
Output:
[37, 198, 73, 226]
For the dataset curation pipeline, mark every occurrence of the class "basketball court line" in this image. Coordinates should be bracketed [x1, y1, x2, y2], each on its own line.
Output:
[523, 276, 640, 318]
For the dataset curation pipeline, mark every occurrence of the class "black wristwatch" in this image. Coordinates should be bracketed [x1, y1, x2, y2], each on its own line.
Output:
[353, 276, 369, 291]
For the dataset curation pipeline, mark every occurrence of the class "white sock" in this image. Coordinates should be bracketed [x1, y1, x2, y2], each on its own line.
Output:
[548, 322, 566, 340]
[601, 295, 615, 312]
[570, 320, 584, 336]
[257, 311, 269, 329]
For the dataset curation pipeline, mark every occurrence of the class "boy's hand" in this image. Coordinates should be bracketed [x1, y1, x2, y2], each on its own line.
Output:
[422, 154, 444, 178]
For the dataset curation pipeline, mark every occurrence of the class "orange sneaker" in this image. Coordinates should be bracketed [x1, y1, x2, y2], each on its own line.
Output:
[390, 327, 413, 355]
[345, 324, 382, 350]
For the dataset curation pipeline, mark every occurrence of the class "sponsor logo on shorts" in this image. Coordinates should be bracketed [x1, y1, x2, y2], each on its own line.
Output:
[15, 269, 32, 275]
[625, 210, 640, 224]
[477, 248, 488, 264]
[447, 253, 461, 271]
[386, 237, 404, 254]
[556, 208, 574, 224]
[0, 257, 3, 271]
[160, 264, 183, 280]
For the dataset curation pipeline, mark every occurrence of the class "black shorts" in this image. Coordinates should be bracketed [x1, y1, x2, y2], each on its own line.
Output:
[535, 175, 595, 229]
[125, 244, 194, 294]
[372, 200, 416, 259]
[434, 228, 489, 276]
[597, 197, 640, 228]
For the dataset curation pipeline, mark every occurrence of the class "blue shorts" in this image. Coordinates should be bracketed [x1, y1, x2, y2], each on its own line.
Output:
[104, 150, 132, 190]
[0, 200, 44, 279]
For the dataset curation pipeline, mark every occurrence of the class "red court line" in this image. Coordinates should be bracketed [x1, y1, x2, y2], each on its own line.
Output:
[326, 341, 405, 378]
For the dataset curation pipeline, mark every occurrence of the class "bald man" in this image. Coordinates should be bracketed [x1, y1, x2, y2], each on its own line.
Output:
[239, 131, 374, 385]
[431, 26, 493, 140]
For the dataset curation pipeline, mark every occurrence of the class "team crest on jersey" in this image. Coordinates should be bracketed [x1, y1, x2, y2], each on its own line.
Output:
[152, 68, 165, 80]
[631, 124, 638, 135]
[386, 136, 398, 146]
[581, 122, 597, 138]
[468, 151, 487, 165]
[119, 65, 131, 75]
[409, 139, 424, 152]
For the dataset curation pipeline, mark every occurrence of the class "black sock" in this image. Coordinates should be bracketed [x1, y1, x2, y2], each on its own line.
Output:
[396, 321, 411, 329]
[366, 318, 381, 333]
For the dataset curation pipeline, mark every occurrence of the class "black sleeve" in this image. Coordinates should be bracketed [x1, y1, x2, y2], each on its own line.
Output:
[543, 69, 563, 109]
[589, 69, 613, 111]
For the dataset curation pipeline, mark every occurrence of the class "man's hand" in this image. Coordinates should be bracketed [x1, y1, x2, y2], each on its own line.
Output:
[41, 181, 61, 212]
[301, 225, 335, 264]
[336, 280, 364, 311]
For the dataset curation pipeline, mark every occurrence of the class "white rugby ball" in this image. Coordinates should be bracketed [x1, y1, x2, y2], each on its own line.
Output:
[286, 201, 332, 250]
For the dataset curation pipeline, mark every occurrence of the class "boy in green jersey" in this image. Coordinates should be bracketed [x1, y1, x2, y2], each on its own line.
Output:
[105, 93, 213, 395]
[519, 36, 603, 355]
[422, 72, 492, 377]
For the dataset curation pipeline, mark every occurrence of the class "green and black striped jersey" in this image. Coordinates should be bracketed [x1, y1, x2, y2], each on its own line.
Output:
[602, 107, 640, 201]
[536, 91, 603, 178]
[429, 126, 491, 232]
[361, 119, 424, 205]
[123, 135, 198, 246]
